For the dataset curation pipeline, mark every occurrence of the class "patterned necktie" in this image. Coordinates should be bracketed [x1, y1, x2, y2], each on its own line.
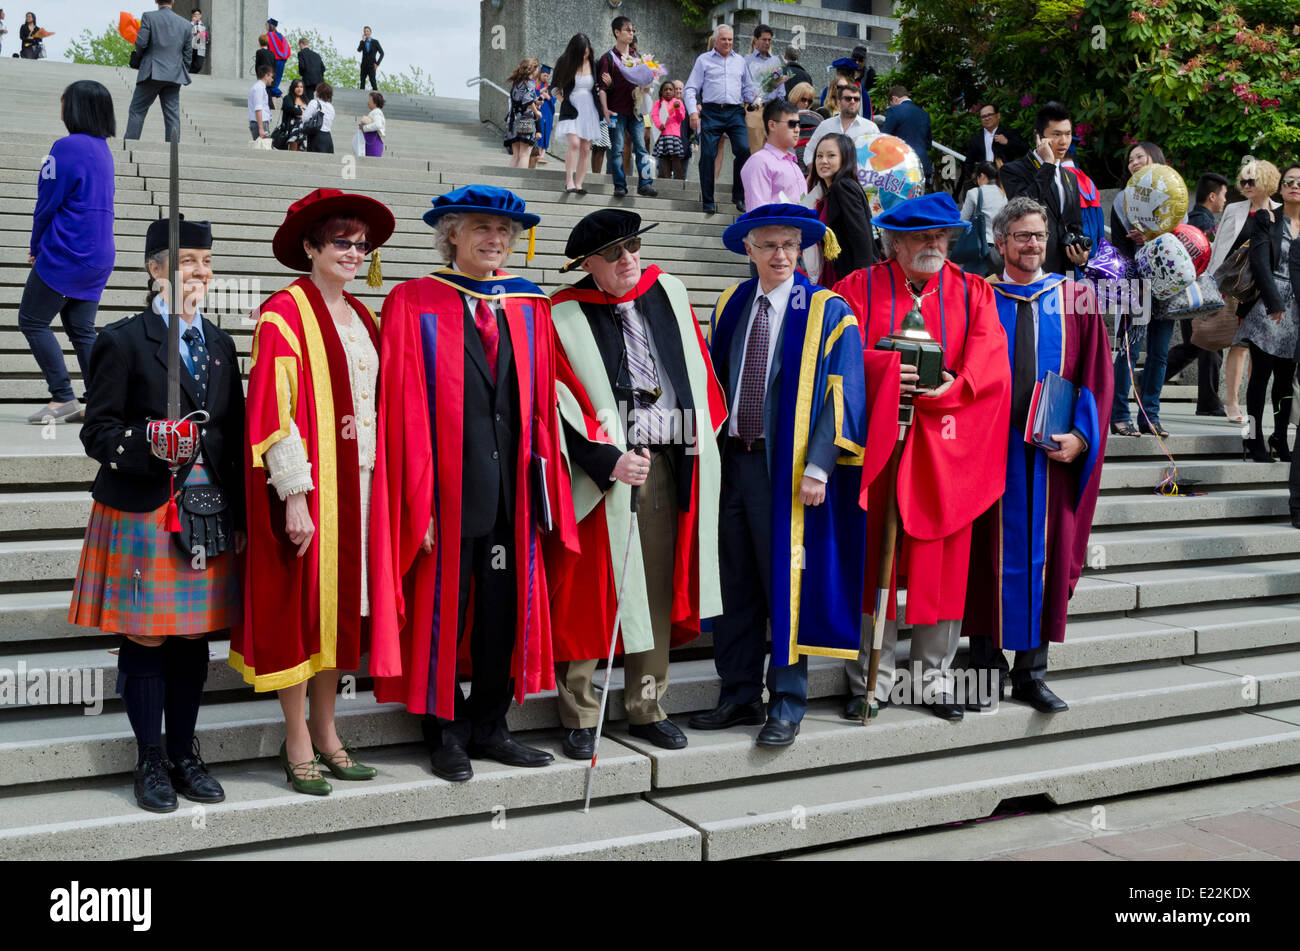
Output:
[617, 300, 667, 445]
[737, 295, 770, 444]
[472, 297, 499, 382]
[182, 325, 209, 400]
[1011, 298, 1036, 430]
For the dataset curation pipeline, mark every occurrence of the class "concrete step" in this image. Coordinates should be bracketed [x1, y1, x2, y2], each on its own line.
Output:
[1099, 458, 1288, 491]
[0, 732, 650, 861]
[184, 794, 701, 861]
[0, 590, 83, 643]
[1087, 557, 1300, 610]
[645, 704, 1300, 860]
[0, 490, 92, 534]
[1087, 520, 1300, 567]
[1093, 488, 1288, 526]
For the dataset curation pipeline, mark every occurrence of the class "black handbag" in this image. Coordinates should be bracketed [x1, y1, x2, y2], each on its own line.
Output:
[271, 122, 292, 150]
[951, 187, 995, 275]
[129, 49, 141, 69]
[1215, 209, 1269, 315]
[300, 108, 324, 134]
[172, 484, 232, 560]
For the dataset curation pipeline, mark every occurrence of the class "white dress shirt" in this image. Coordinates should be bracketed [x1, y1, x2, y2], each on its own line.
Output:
[803, 113, 880, 165]
[983, 127, 995, 161]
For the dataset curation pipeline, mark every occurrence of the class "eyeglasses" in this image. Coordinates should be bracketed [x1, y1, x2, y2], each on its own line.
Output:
[979, 111, 996, 119]
[596, 237, 642, 262]
[1009, 230, 1048, 244]
[1283, 178, 1300, 188]
[329, 238, 373, 253]
[1239, 178, 1255, 187]
[751, 240, 801, 256]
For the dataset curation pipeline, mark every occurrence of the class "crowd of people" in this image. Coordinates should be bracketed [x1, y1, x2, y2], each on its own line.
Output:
[20, 16, 1300, 820]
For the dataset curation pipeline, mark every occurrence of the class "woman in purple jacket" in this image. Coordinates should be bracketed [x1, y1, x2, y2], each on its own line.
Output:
[23, 80, 117, 424]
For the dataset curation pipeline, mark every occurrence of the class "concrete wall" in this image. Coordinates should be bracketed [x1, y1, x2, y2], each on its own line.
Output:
[479, 0, 703, 123]
[204, 0, 270, 81]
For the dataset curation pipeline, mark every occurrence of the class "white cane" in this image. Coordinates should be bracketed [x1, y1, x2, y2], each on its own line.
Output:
[582, 450, 644, 814]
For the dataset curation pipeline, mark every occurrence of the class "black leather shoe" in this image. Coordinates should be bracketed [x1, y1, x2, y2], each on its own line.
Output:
[561, 727, 596, 760]
[1291, 512, 1300, 530]
[1011, 680, 1069, 713]
[1196, 406, 1227, 417]
[134, 746, 178, 813]
[167, 741, 225, 803]
[637, 185, 658, 197]
[928, 692, 965, 720]
[755, 717, 799, 746]
[629, 719, 688, 749]
[430, 739, 473, 782]
[613, 185, 628, 198]
[687, 700, 765, 730]
[964, 671, 1006, 712]
[703, 202, 717, 215]
[735, 200, 747, 213]
[469, 734, 554, 768]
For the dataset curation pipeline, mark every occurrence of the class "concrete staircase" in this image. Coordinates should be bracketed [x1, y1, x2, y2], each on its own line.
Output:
[2, 60, 1299, 861]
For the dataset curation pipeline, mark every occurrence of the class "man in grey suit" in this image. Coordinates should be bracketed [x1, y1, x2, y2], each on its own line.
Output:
[124, 0, 192, 142]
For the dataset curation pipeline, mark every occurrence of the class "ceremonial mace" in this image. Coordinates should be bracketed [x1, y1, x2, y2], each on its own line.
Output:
[861, 306, 944, 723]
[582, 361, 663, 812]
[145, 135, 209, 528]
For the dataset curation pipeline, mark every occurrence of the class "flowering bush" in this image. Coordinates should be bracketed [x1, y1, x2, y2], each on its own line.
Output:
[885, 0, 1300, 188]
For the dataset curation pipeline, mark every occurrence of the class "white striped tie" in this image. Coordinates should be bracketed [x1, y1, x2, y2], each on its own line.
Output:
[617, 301, 668, 445]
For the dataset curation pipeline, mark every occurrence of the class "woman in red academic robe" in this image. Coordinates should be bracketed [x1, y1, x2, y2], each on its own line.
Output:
[230, 188, 394, 795]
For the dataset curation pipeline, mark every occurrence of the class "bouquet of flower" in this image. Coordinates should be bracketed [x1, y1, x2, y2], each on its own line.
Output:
[759, 65, 787, 96]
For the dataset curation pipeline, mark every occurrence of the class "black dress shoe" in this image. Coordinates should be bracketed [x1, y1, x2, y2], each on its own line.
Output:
[561, 727, 596, 760]
[167, 741, 225, 803]
[928, 692, 965, 720]
[687, 700, 765, 730]
[1291, 512, 1300, 530]
[629, 719, 688, 749]
[735, 200, 746, 213]
[637, 184, 658, 197]
[1196, 406, 1228, 417]
[755, 717, 799, 747]
[613, 185, 628, 197]
[1011, 680, 1069, 713]
[964, 670, 1006, 712]
[703, 202, 717, 215]
[133, 746, 178, 813]
[469, 734, 554, 768]
[430, 739, 473, 782]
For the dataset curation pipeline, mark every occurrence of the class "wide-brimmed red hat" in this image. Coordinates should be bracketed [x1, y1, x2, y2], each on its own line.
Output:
[272, 188, 396, 272]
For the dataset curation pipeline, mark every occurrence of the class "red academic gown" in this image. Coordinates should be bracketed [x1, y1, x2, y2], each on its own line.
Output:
[232, 278, 378, 690]
[834, 260, 1011, 625]
[368, 271, 578, 719]
[545, 266, 728, 660]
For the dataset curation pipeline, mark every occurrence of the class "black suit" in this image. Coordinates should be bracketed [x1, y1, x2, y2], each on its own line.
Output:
[297, 48, 324, 99]
[783, 63, 814, 95]
[80, 309, 245, 525]
[1000, 155, 1083, 275]
[963, 125, 1029, 179]
[558, 276, 697, 510]
[357, 37, 384, 90]
[436, 298, 520, 745]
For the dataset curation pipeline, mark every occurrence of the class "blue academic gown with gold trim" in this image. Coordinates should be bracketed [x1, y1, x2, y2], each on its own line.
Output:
[966, 274, 1112, 650]
[709, 270, 868, 666]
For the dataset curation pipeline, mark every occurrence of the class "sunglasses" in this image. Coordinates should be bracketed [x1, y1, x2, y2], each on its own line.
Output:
[1283, 178, 1300, 188]
[596, 237, 642, 262]
[1239, 178, 1255, 187]
[329, 238, 373, 253]
[775, 118, 800, 129]
[839, 95, 860, 102]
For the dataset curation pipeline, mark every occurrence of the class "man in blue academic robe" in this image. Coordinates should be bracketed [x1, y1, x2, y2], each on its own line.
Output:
[689, 203, 872, 746]
[965, 196, 1112, 713]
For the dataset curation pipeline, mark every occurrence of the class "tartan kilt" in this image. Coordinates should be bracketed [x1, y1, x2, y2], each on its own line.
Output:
[68, 464, 241, 637]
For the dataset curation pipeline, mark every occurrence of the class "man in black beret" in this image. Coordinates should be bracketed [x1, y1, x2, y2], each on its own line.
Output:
[547, 209, 726, 759]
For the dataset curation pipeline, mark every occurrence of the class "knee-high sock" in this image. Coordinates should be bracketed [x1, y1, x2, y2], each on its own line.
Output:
[164, 635, 210, 760]
[117, 637, 166, 764]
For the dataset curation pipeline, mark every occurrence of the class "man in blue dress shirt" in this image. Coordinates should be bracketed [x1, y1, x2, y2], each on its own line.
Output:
[683, 24, 760, 216]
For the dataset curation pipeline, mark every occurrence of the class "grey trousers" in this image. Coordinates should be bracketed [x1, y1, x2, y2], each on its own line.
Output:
[846, 616, 963, 703]
[124, 80, 181, 141]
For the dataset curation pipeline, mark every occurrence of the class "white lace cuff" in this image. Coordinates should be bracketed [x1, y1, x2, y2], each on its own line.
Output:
[264, 421, 314, 500]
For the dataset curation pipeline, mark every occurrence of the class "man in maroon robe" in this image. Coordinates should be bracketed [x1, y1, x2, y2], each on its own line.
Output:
[965, 196, 1112, 712]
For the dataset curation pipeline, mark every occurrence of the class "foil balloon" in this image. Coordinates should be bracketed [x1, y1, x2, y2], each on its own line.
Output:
[1171, 222, 1212, 276]
[1124, 164, 1189, 239]
[1137, 232, 1197, 301]
[1151, 273, 1225, 321]
[855, 133, 925, 216]
[1084, 236, 1137, 284]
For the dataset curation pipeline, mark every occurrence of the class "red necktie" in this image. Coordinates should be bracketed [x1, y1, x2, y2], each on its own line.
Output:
[473, 298, 499, 381]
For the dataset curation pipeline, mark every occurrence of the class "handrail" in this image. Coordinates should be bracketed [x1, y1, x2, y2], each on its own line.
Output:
[933, 141, 964, 162]
[467, 76, 510, 98]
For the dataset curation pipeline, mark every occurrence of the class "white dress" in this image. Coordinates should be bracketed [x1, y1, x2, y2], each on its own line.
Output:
[555, 73, 601, 143]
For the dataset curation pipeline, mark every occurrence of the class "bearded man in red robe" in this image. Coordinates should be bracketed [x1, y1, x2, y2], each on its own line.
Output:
[834, 193, 1011, 721]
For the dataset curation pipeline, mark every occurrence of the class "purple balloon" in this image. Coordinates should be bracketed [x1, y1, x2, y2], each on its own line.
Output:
[1085, 237, 1137, 284]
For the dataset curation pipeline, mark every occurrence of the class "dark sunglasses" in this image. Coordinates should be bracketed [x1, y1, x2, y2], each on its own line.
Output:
[775, 118, 800, 129]
[1239, 178, 1255, 187]
[329, 238, 373, 253]
[839, 94, 861, 101]
[596, 237, 642, 262]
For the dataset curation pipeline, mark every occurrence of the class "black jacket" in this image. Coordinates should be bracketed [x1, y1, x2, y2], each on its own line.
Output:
[461, 300, 520, 537]
[1246, 208, 1296, 316]
[357, 38, 384, 68]
[962, 125, 1029, 177]
[81, 308, 245, 522]
[297, 48, 324, 86]
[1000, 155, 1084, 275]
[558, 275, 698, 513]
[254, 47, 274, 74]
[822, 175, 876, 278]
[783, 62, 814, 95]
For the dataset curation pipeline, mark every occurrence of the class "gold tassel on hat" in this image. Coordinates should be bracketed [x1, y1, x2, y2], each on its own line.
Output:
[822, 226, 842, 262]
[366, 249, 383, 287]
[526, 226, 537, 264]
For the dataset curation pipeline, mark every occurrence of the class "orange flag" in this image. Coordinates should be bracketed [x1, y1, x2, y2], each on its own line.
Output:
[118, 12, 139, 44]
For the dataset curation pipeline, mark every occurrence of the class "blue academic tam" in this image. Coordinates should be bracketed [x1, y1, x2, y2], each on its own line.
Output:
[423, 184, 540, 230]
